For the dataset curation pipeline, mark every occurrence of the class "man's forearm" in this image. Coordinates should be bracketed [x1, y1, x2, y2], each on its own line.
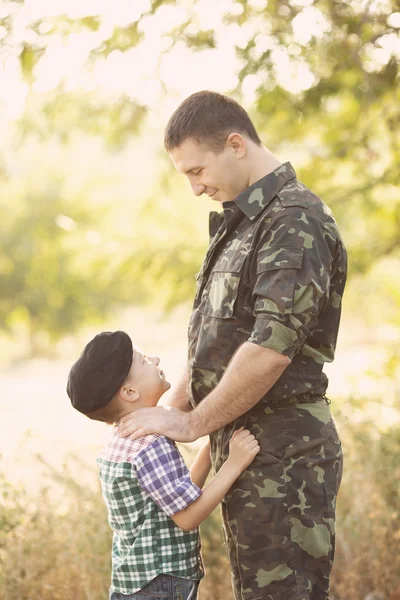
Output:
[188, 342, 291, 438]
[116, 345, 290, 443]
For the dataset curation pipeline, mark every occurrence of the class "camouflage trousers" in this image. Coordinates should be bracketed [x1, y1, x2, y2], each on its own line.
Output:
[209, 400, 343, 600]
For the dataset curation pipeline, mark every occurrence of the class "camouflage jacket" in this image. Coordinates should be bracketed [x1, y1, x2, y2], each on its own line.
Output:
[187, 162, 347, 410]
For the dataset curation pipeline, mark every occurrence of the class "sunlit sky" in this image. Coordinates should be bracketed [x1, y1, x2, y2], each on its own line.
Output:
[2, 0, 398, 123]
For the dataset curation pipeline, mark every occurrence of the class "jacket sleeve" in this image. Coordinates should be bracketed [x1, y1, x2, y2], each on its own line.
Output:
[248, 207, 336, 359]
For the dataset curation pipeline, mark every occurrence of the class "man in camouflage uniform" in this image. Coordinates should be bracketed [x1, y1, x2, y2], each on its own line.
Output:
[119, 91, 347, 600]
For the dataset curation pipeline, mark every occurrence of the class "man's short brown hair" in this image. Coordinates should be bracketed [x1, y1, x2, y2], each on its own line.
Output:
[164, 90, 262, 153]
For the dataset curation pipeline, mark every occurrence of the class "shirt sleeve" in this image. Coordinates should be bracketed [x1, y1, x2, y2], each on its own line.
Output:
[248, 207, 335, 359]
[134, 437, 202, 516]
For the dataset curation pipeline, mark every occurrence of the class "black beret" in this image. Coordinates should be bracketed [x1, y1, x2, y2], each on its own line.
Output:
[67, 331, 133, 415]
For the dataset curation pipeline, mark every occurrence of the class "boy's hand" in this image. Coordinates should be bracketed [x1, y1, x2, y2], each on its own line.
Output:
[226, 427, 260, 474]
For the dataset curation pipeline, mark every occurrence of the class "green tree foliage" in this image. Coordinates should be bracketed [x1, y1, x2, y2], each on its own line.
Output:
[0, 0, 399, 343]
[0, 179, 147, 352]
[231, 0, 400, 275]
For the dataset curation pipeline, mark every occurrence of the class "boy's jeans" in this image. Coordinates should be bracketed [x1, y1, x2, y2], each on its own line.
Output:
[109, 574, 199, 600]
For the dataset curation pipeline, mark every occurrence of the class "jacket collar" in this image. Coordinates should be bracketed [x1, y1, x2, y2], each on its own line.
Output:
[234, 161, 297, 220]
[208, 162, 297, 237]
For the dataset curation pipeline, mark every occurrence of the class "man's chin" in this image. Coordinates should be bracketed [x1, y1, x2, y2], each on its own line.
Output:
[215, 193, 232, 204]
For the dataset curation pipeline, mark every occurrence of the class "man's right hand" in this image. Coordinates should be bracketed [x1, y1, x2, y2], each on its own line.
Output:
[227, 427, 260, 474]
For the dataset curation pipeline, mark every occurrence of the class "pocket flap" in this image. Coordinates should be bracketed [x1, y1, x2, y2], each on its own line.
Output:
[212, 250, 248, 274]
[199, 271, 240, 318]
[256, 247, 303, 274]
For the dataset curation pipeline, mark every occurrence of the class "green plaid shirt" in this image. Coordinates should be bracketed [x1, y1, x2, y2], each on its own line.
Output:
[97, 428, 204, 594]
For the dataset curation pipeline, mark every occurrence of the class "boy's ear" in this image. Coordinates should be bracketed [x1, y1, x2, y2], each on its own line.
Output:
[119, 384, 140, 404]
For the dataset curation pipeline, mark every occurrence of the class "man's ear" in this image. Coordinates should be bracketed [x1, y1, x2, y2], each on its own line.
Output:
[119, 384, 140, 404]
[226, 132, 247, 158]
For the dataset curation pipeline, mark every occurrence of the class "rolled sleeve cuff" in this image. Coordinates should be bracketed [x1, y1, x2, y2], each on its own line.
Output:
[248, 314, 308, 359]
[135, 437, 202, 517]
[164, 479, 202, 516]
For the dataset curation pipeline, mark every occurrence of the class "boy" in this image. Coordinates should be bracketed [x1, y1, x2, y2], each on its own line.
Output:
[67, 330, 260, 600]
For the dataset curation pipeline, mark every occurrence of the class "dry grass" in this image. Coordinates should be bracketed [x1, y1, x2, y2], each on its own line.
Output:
[0, 459, 111, 600]
[331, 421, 400, 600]
[0, 417, 399, 600]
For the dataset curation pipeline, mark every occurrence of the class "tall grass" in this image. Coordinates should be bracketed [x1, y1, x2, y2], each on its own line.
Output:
[0, 458, 111, 600]
[331, 419, 400, 600]
[0, 413, 399, 600]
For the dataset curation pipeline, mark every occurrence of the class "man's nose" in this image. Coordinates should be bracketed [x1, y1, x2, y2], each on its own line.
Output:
[149, 356, 160, 366]
[192, 183, 205, 197]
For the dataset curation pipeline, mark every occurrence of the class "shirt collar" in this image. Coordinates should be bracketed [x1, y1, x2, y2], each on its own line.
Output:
[234, 161, 297, 220]
[208, 202, 240, 238]
[209, 210, 223, 238]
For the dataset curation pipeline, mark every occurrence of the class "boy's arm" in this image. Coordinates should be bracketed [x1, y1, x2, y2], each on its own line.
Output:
[188, 439, 211, 489]
[171, 428, 259, 532]
[134, 430, 258, 534]
[170, 459, 240, 532]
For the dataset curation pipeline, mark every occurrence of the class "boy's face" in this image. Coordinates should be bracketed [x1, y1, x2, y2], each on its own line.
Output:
[125, 348, 171, 405]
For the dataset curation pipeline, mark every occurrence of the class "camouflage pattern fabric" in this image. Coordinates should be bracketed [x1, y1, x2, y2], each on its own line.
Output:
[214, 401, 343, 600]
[186, 162, 347, 599]
[188, 162, 347, 409]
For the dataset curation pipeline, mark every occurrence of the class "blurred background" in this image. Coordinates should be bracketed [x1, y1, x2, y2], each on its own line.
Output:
[0, 0, 399, 598]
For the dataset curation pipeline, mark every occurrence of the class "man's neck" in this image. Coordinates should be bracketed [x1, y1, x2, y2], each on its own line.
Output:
[248, 146, 282, 188]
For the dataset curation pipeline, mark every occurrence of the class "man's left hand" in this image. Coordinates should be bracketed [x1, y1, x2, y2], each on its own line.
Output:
[117, 406, 196, 442]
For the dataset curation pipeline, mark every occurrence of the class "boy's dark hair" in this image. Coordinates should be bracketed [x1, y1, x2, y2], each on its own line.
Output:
[164, 90, 262, 153]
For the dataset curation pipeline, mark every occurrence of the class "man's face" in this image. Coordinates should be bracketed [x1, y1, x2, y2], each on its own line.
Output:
[169, 137, 248, 204]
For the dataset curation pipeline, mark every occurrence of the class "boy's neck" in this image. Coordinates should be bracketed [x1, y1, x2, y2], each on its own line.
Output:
[115, 404, 143, 424]
[112, 396, 162, 426]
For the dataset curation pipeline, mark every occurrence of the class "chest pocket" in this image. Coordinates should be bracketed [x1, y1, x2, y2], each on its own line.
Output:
[198, 252, 247, 319]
